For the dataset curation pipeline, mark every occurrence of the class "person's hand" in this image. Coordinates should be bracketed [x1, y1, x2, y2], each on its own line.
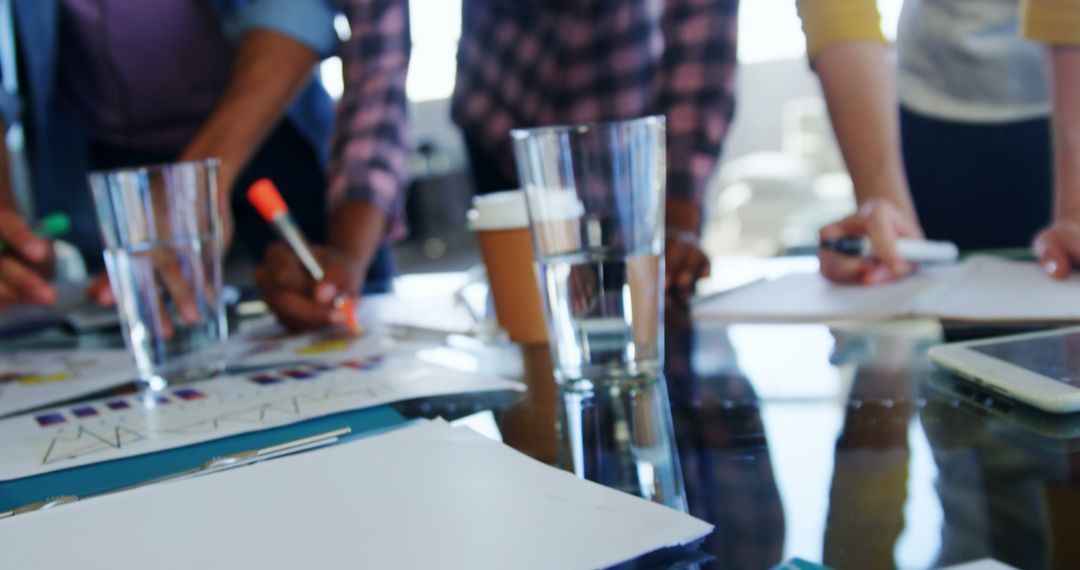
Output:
[1034, 219, 1080, 279]
[0, 209, 58, 309]
[665, 197, 710, 297]
[88, 250, 210, 338]
[86, 273, 113, 306]
[254, 242, 365, 331]
[819, 199, 923, 285]
[666, 229, 711, 297]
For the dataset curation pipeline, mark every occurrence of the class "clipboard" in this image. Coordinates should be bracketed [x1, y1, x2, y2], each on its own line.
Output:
[0, 404, 406, 513]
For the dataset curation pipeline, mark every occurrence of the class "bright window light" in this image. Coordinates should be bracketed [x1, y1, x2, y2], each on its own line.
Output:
[406, 0, 462, 102]
[739, 0, 903, 64]
[320, 56, 344, 100]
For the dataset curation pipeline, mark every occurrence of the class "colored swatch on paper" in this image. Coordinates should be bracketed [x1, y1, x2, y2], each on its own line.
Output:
[173, 388, 207, 401]
[247, 355, 387, 386]
[72, 406, 99, 418]
[343, 356, 385, 371]
[156, 397, 171, 405]
[36, 412, 66, 427]
[106, 400, 131, 411]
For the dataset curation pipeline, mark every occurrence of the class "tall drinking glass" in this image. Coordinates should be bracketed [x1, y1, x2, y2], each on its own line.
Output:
[89, 159, 227, 388]
[513, 116, 685, 509]
[511, 115, 666, 384]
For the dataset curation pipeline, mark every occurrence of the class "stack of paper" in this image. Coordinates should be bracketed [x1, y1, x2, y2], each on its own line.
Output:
[694, 257, 1080, 324]
[0, 421, 713, 569]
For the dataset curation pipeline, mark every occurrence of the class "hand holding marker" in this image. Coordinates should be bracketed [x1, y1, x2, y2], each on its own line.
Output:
[0, 212, 70, 252]
[819, 236, 959, 264]
[247, 180, 362, 335]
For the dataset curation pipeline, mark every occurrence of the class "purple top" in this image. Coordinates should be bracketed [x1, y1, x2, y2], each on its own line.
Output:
[56, 0, 235, 152]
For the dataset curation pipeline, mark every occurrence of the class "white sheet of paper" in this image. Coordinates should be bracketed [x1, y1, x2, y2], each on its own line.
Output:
[0, 421, 712, 570]
[693, 257, 1080, 324]
[692, 269, 943, 322]
[365, 293, 479, 335]
[0, 351, 522, 480]
[0, 349, 133, 419]
[916, 257, 1080, 322]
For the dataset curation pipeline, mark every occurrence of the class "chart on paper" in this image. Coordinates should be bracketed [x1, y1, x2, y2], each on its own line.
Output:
[0, 349, 134, 419]
[0, 353, 523, 481]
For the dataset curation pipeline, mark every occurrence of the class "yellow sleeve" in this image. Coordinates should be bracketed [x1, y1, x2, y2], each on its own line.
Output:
[796, 0, 888, 59]
[1022, 0, 1080, 44]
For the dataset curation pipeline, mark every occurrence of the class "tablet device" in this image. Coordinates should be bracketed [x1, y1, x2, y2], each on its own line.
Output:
[929, 326, 1080, 413]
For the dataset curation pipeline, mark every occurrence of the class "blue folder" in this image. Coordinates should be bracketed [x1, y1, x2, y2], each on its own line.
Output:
[0, 405, 407, 512]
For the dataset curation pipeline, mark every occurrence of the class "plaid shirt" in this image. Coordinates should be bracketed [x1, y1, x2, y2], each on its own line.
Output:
[451, 0, 739, 207]
[330, 0, 412, 240]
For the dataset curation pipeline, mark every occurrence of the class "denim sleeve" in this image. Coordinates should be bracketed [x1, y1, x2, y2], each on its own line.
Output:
[226, 0, 339, 57]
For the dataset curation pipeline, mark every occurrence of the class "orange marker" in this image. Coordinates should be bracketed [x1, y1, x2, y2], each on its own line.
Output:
[247, 179, 362, 335]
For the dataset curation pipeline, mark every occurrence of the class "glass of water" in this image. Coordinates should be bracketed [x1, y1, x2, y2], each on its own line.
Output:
[511, 115, 666, 384]
[89, 159, 227, 388]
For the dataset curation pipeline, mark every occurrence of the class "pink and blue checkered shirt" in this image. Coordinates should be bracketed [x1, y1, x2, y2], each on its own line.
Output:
[329, 0, 412, 240]
[452, 0, 739, 207]
[332, 0, 738, 239]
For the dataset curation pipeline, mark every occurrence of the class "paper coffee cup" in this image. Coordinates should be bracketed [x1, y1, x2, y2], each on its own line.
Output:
[468, 191, 548, 344]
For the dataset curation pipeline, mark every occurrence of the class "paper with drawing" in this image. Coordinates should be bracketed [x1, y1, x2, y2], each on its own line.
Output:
[0, 343, 522, 480]
[0, 350, 133, 419]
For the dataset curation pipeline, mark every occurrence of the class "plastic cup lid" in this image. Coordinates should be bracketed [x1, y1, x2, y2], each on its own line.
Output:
[467, 190, 529, 231]
[467, 189, 586, 231]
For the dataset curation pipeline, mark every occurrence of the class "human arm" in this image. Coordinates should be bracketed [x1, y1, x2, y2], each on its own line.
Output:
[797, 0, 923, 284]
[0, 119, 57, 308]
[1028, 0, 1080, 278]
[257, 0, 411, 331]
[179, 29, 321, 206]
[86, 2, 338, 307]
[87, 25, 332, 307]
[658, 0, 739, 295]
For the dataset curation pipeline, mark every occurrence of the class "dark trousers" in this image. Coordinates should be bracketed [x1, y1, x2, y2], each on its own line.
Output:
[900, 106, 1053, 251]
[463, 132, 517, 195]
[88, 121, 394, 294]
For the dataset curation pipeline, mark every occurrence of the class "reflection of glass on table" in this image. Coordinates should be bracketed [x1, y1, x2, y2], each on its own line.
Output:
[89, 159, 227, 388]
[559, 374, 687, 511]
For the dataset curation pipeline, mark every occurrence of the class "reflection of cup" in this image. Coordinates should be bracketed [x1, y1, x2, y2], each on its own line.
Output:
[89, 159, 227, 388]
[499, 343, 559, 464]
[511, 116, 666, 384]
[468, 191, 547, 344]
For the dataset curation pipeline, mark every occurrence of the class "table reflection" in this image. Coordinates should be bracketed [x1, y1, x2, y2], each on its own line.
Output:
[665, 301, 785, 569]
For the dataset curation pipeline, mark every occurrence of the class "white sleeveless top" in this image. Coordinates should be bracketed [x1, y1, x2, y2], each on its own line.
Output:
[896, 0, 1051, 123]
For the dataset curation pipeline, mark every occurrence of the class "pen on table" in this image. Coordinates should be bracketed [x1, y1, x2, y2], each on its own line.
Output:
[0, 212, 71, 253]
[819, 236, 959, 264]
[247, 179, 363, 335]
